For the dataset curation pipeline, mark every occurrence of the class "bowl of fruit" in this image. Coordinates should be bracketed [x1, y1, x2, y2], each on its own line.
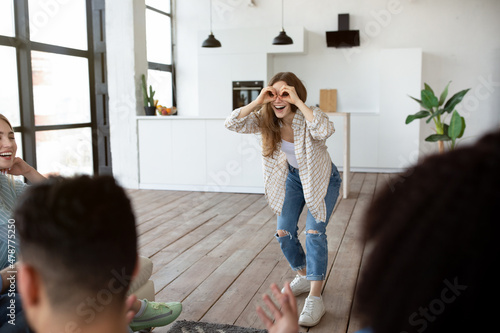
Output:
[157, 105, 177, 116]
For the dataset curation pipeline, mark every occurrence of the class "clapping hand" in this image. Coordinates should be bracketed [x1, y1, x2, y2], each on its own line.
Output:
[256, 283, 299, 333]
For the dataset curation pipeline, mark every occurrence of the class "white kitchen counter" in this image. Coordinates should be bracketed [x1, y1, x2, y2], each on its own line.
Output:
[137, 113, 351, 198]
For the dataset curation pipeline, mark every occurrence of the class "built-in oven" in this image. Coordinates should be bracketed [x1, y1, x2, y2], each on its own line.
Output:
[232, 81, 264, 110]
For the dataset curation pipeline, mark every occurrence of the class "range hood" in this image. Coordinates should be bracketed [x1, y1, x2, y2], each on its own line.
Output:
[326, 14, 360, 48]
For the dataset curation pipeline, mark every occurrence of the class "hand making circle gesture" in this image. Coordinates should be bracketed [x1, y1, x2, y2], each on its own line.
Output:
[255, 86, 279, 105]
[276, 84, 301, 106]
[257, 84, 302, 107]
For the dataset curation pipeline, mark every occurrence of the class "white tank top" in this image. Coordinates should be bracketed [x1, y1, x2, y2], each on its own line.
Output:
[281, 140, 299, 169]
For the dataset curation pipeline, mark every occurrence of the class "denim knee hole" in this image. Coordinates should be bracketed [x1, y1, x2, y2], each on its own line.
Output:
[276, 230, 293, 240]
[305, 229, 324, 236]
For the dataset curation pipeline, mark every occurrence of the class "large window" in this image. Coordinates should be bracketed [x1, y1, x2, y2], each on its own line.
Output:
[145, 0, 175, 109]
[0, 0, 110, 177]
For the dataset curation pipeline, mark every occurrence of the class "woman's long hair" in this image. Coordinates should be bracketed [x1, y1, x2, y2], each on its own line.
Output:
[258, 72, 307, 157]
[0, 114, 13, 132]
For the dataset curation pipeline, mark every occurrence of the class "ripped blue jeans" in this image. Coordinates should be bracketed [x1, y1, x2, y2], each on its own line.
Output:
[276, 163, 341, 281]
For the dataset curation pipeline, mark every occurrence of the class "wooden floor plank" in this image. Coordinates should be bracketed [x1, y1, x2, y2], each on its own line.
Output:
[201, 256, 279, 324]
[150, 197, 268, 288]
[346, 173, 385, 333]
[162, 216, 276, 321]
[138, 193, 255, 253]
[150, 218, 234, 285]
[233, 253, 292, 329]
[133, 190, 189, 218]
[138, 194, 252, 255]
[126, 172, 382, 333]
[137, 191, 214, 227]
[310, 174, 377, 333]
[201, 229, 288, 325]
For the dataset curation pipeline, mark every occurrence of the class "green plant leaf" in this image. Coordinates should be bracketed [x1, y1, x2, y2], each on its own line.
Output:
[405, 110, 430, 124]
[409, 95, 423, 107]
[425, 134, 451, 142]
[148, 85, 156, 107]
[438, 81, 451, 106]
[448, 111, 464, 150]
[443, 88, 470, 112]
[442, 124, 449, 136]
[421, 89, 439, 109]
[448, 110, 463, 140]
[426, 108, 445, 124]
[458, 116, 466, 139]
[424, 83, 434, 95]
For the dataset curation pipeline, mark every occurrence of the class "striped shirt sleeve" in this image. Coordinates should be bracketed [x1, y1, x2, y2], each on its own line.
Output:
[0, 177, 28, 270]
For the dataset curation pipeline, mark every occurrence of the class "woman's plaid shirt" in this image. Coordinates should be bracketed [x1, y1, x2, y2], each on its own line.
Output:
[225, 107, 335, 222]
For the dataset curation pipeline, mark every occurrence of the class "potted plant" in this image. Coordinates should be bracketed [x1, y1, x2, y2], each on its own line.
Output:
[406, 82, 470, 153]
[141, 74, 156, 116]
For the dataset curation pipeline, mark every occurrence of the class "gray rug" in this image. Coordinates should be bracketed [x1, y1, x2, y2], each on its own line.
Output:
[166, 320, 267, 333]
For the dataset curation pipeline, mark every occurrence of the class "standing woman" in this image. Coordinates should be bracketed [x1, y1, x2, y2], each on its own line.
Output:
[225, 72, 341, 327]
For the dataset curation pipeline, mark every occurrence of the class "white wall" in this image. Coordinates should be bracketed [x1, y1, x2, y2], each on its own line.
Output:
[106, 0, 500, 188]
[106, 0, 148, 188]
[176, 0, 500, 157]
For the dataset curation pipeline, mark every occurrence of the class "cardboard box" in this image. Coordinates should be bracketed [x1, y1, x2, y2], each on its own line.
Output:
[320, 89, 337, 112]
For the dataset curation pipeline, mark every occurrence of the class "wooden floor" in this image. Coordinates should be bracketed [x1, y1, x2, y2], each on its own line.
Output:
[127, 172, 394, 333]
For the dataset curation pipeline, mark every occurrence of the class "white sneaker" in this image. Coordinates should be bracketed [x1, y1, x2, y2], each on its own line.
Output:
[283, 274, 310, 296]
[298, 296, 326, 327]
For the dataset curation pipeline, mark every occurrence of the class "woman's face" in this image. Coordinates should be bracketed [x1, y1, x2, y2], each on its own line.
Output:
[270, 80, 294, 121]
[0, 119, 17, 170]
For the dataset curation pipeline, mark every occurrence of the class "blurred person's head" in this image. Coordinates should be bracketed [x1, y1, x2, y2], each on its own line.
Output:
[355, 130, 500, 332]
[15, 175, 137, 332]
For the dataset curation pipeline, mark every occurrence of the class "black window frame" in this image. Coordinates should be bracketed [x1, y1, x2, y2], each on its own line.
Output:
[146, 0, 176, 107]
[0, 0, 111, 176]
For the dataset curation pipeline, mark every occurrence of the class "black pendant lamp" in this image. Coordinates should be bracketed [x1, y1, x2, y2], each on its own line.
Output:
[202, 0, 221, 48]
[272, 0, 293, 45]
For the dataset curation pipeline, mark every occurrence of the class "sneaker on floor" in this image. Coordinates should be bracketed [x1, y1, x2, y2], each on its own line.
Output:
[298, 296, 326, 327]
[129, 300, 182, 332]
[283, 274, 310, 296]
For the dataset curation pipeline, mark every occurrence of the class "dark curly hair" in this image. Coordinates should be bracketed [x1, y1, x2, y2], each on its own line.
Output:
[355, 130, 500, 333]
